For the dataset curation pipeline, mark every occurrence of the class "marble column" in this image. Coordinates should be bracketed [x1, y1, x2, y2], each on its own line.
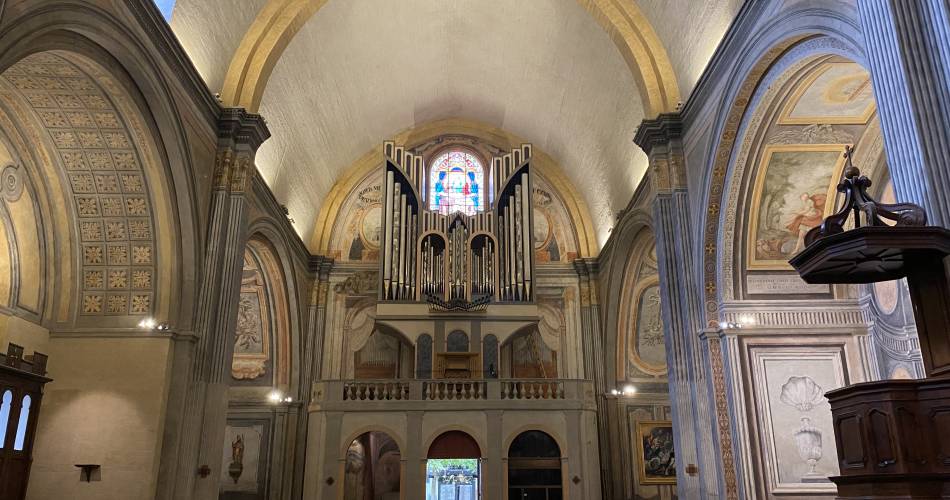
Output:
[634, 114, 726, 499]
[166, 109, 270, 500]
[573, 259, 608, 498]
[859, 0, 950, 227]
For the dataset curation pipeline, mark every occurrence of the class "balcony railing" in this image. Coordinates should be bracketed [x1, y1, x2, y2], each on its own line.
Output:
[312, 379, 591, 407]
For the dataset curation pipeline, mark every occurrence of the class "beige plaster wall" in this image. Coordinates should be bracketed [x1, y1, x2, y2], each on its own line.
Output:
[25, 336, 173, 500]
[0, 312, 49, 357]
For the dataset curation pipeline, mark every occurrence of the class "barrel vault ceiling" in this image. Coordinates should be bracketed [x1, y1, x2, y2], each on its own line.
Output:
[170, 0, 742, 250]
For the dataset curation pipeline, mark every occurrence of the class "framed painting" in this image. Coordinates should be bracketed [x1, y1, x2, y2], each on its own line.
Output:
[635, 420, 676, 485]
[747, 144, 849, 270]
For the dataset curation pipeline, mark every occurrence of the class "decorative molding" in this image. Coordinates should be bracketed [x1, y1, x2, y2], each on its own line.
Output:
[745, 274, 830, 295]
[633, 113, 683, 156]
[1, 52, 157, 316]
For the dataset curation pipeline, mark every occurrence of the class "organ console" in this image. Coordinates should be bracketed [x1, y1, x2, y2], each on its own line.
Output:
[378, 141, 535, 306]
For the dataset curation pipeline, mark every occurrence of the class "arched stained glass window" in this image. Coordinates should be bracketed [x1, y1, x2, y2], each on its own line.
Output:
[0, 390, 11, 448]
[13, 394, 30, 451]
[429, 151, 484, 215]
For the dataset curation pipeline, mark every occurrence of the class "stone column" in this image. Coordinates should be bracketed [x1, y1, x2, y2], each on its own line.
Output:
[405, 411, 425, 498]
[170, 109, 270, 500]
[858, 0, 950, 227]
[573, 259, 608, 498]
[634, 114, 725, 499]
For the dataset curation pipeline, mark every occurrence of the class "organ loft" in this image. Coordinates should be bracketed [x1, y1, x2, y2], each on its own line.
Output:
[374, 141, 542, 379]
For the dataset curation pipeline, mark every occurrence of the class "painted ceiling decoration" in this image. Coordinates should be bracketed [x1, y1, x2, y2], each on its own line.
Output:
[170, 0, 742, 251]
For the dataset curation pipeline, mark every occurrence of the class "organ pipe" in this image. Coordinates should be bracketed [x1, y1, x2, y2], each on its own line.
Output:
[379, 141, 534, 303]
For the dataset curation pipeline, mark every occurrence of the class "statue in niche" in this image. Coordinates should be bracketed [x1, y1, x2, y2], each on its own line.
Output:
[228, 434, 245, 484]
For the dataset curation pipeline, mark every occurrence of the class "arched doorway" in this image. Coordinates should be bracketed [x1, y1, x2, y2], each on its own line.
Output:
[507, 431, 562, 500]
[343, 431, 402, 500]
[426, 430, 481, 499]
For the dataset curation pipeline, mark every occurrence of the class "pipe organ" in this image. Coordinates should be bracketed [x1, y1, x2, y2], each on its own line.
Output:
[378, 141, 535, 306]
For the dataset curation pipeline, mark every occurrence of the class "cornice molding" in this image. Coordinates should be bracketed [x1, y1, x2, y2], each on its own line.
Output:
[633, 112, 684, 156]
[217, 108, 270, 150]
[679, 0, 769, 127]
[125, 0, 222, 126]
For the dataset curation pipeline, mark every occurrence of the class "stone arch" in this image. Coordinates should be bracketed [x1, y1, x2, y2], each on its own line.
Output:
[0, 50, 174, 326]
[599, 208, 654, 387]
[221, 0, 680, 116]
[699, 10, 867, 328]
[0, 6, 201, 329]
[503, 426, 566, 458]
[230, 232, 295, 389]
[422, 424, 488, 458]
[617, 226, 665, 380]
[312, 118, 597, 259]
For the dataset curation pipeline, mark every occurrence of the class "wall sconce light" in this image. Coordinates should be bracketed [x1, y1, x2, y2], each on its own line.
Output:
[138, 318, 171, 331]
[622, 384, 637, 396]
[268, 390, 293, 404]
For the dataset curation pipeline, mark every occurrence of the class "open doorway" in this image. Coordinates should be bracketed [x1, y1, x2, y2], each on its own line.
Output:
[508, 431, 562, 500]
[426, 431, 481, 499]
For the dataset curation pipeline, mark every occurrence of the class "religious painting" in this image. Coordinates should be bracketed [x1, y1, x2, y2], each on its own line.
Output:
[779, 61, 875, 125]
[328, 172, 383, 262]
[635, 421, 676, 485]
[220, 422, 266, 497]
[747, 144, 849, 269]
[532, 179, 578, 263]
[429, 150, 484, 215]
[232, 251, 270, 380]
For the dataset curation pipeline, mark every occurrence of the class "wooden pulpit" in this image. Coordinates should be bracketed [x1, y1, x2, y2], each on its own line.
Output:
[790, 150, 950, 499]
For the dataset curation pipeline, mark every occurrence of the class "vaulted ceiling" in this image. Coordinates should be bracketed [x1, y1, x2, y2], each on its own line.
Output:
[170, 0, 742, 251]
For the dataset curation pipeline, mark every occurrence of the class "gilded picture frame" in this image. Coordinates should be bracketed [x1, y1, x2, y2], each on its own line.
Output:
[635, 420, 676, 485]
[746, 144, 850, 270]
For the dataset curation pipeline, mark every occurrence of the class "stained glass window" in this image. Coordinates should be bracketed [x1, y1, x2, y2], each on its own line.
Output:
[429, 151, 484, 215]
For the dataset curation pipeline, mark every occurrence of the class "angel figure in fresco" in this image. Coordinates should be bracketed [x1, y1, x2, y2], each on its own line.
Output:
[234, 295, 262, 352]
[786, 192, 826, 254]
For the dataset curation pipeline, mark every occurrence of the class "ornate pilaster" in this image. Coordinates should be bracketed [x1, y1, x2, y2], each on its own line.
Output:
[573, 258, 609, 498]
[634, 113, 731, 499]
[292, 256, 333, 498]
[168, 108, 270, 500]
[858, 0, 950, 227]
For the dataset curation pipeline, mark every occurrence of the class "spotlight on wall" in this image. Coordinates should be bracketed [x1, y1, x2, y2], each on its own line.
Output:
[268, 390, 284, 403]
[720, 321, 743, 330]
[623, 384, 637, 396]
[138, 317, 157, 330]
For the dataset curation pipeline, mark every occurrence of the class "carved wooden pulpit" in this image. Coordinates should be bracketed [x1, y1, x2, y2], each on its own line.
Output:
[790, 149, 950, 499]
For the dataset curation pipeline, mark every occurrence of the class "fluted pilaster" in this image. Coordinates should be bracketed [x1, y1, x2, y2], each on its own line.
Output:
[859, 0, 950, 227]
[635, 113, 729, 499]
[168, 108, 270, 500]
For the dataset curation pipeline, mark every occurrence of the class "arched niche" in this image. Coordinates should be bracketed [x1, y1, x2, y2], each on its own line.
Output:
[482, 334, 498, 379]
[323, 134, 581, 264]
[500, 327, 558, 379]
[0, 49, 179, 327]
[507, 430, 563, 499]
[343, 431, 402, 500]
[427, 430, 481, 460]
[231, 236, 292, 388]
[616, 227, 666, 380]
[353, 327, 414, 380]
[446, 330, 469, 353]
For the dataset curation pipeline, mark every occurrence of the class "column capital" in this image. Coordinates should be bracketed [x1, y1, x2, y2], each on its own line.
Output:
[632, 112, 683, 156]
[217, 107, 270, 151]
[634, 113, 687, 192]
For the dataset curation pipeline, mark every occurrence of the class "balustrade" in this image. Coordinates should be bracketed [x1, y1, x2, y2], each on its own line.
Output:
[328, 378, 582, 404]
